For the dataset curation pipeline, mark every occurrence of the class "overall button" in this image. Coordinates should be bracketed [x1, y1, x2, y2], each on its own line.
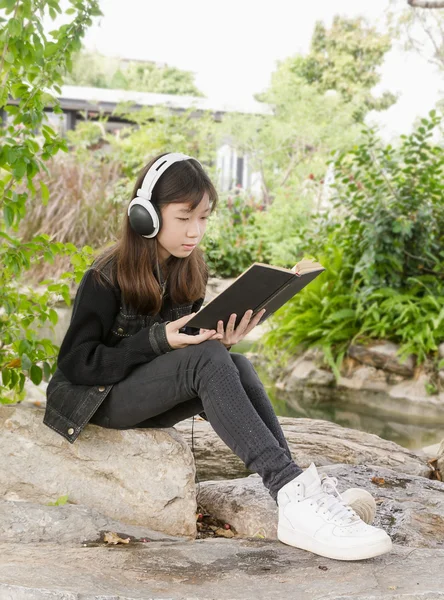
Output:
[98, 386, 106, 392]
[67, 427, 74, 435]
[117, 327, 124, 334]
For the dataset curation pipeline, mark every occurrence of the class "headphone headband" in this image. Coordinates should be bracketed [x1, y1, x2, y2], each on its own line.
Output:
[136, 152, 202, 201]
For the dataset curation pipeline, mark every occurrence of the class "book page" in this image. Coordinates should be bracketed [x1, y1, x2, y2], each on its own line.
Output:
[291, 258, 324, 275]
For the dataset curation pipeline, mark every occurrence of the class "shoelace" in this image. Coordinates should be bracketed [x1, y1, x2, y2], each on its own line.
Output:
[307, 474, 361, 524]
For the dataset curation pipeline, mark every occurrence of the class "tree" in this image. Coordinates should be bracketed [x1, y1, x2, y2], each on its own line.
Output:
[408, 1, 444, 7]
[257, 16, 396, 122]
[390, 0, 444, 71]
[64, 49, 205, 96]
[0, 0, 101, 402]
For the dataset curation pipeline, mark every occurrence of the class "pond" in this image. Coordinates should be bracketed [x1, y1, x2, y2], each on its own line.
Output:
[233, 339, 444, 453]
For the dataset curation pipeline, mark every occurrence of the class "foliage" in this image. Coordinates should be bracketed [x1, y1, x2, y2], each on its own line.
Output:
[254, 184, 316, 268]
[259, 112, 444, 376]
[329, 110, 444, 291]
[257, 16, 396, 122]
[64, 49, 205, 96]
[222, 83, 363, 209]
[202, 188, 271, 277]
[0, 0, 101, 403]
[18, 151, 122, 281]
[101, 102, 218, 181]
[388, 0, 444, 72]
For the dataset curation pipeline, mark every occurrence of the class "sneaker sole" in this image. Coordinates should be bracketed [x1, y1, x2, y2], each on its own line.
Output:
[277, 524, 392, 561]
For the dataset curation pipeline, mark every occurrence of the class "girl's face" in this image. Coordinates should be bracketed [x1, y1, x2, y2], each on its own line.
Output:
[156, 192, 211, 263]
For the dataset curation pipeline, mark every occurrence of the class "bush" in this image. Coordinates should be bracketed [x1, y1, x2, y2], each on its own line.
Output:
[202, 187, 271, 277]
[259, 112, 444, 378]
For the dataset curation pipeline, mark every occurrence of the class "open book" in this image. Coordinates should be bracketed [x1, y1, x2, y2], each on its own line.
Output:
[186, 258, 325, 331]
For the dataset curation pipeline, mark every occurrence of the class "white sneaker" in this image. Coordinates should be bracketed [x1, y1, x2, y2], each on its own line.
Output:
[277, 463, 392, 561]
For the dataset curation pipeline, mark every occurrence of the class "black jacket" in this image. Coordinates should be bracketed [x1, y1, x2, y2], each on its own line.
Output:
[43, 257, 206, 444]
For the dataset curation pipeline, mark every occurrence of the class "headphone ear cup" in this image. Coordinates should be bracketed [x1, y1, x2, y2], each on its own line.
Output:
[128, 199, 162, 238]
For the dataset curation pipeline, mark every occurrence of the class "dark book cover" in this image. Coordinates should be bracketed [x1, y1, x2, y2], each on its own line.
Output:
[186, 262, 325, 331]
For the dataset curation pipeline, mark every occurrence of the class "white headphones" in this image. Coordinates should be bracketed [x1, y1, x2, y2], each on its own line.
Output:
[127, 152, 202, 238]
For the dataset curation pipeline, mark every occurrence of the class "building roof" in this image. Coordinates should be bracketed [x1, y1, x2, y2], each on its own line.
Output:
[57, 85, 273, 116]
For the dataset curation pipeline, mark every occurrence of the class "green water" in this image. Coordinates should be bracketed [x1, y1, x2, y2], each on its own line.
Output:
[232, 340, 444, 452]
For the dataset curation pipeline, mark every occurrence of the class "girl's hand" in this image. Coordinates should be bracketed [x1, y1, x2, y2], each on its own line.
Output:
[200, 308, 266, 348]
[166, 313, 223, 350]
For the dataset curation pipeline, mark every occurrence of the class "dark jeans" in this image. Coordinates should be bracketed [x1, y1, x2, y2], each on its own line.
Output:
[89, 339, 303, 502]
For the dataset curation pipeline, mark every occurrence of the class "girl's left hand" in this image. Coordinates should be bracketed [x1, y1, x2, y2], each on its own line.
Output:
[199, 308, 266, 348]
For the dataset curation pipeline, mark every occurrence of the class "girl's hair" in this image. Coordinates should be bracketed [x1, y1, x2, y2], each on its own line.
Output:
[92, 151, 218, 314]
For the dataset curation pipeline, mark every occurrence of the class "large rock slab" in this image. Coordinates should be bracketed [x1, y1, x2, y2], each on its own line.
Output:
[0, 499, 186, 545]
[0, 405, 197, 537]
[1, 540, 444, 599]
[197, 464, 444, 549]
[438, 439, 444, 475]
[175, 416, 431, 480]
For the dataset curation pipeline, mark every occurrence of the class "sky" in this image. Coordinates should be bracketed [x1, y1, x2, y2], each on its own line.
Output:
[50, 0, 444, 141]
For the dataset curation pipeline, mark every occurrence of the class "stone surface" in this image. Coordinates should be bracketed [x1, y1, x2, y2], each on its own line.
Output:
[389, 373, 444, 409]
[285, 357, 336, 389]
[1, 540, 444, 599]
[348, 341, 415, 377]
[175, 416, 431, 481]
[197, 464, 444, 548]
[438, 439, 444, 476]
[338, 365, 389, 392]
[0, 499, 186, 545]
[421, 442, 442, 458]
[0, 405, 197, 537]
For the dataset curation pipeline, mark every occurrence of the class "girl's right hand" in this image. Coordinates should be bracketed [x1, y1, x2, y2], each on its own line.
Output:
[165, 313, 223, 350]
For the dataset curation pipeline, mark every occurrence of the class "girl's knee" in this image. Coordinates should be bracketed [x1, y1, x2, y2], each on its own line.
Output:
[188, 339, 231, 361]
[230, 352, 261, 385]
[230, 352, 258, 375]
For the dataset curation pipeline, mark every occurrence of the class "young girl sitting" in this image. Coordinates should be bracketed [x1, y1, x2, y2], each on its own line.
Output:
[44, 151, 392, 562]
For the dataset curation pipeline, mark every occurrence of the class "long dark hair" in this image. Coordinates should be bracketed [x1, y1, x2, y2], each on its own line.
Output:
[92, 152, 218, 314]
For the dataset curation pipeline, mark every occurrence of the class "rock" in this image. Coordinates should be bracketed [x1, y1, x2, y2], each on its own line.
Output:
[2, 539, 444, 599]
[419, 442, 441, 458]
[338, 365, 388, 392]
[0, 499, 185, 545]
[197, 464, 444, 549]
[0, 405, 197, 538]
[283, 358, 336, 390]
[438, 439, 444, 476]
[389, 374, 444, 408]
[348, 341, 415, 377]
[175, 416, 431, 480]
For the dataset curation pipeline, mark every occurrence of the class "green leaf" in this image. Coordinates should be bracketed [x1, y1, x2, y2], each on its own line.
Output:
[21, 354, 32, 371]
[48, 308, 58, 326]
[13, 161, 27, 179]
[43, 362, 51, 380]
[2, 368, 11, 387]
[30, 365, 43, 385]
[3, 205, 14, 227]
[8, 17, 22, 36]
[39, 180, 50, 205]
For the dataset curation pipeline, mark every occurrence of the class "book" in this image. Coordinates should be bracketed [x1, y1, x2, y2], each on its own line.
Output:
[186, 258, 325, 331]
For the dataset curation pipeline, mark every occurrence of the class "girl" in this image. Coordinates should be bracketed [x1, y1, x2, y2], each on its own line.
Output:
[44, 151, 392, 561]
